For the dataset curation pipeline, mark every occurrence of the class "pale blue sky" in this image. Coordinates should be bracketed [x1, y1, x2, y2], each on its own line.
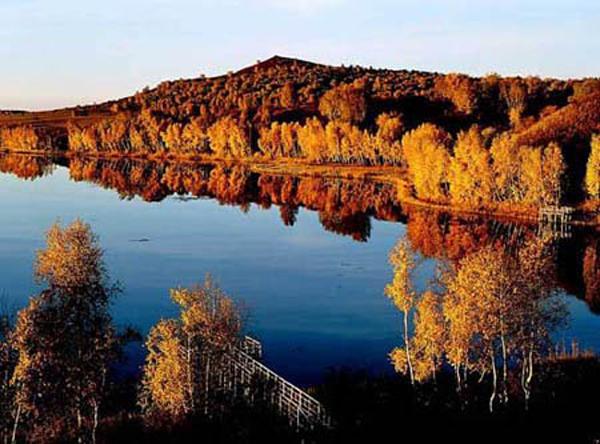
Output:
[2, 0, 599, 110]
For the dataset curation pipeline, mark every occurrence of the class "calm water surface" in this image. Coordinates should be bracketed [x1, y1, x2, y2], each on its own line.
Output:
[1, 159, 599, 385]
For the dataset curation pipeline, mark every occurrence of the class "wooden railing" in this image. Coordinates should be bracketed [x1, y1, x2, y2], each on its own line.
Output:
[538, 206, 573, 238]
[239, 335, 263, 360]
[228, 337, 330, 429]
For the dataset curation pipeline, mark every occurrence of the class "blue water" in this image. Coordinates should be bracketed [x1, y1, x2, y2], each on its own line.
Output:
[1, 164, 599, 385]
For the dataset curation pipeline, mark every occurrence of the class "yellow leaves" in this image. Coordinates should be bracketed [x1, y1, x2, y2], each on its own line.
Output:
[385, 238, 418, 313]
[319, 81, 367, 124]
[434, 73, 479, 115]
[389, 347, 409, 375]
[402, 124, 452, 201]
[0, 126, 47, 152]
[541, 142, 565, 206]
[490, 132, 521, 202]
[8, 220, 118, 438]
[259, 122, 300, 159]
[449, 126, 493, 206]
[297, 117, 326, 163]
[207, 117, 250, 159]
[35, 219, 104, 290]
[519, 146, 543, 205]
[171, 275, 243, 348]
[586, 135, 600, 199]
[140, 319, 189, 419]
[387, 232, 565, 391]
[161, 123, 185, 153]
[140, 274, 244, 420]
[397, 122, 565, 211]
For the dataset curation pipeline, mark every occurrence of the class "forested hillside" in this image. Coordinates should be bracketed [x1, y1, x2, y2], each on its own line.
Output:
[1, 56, 600, 211]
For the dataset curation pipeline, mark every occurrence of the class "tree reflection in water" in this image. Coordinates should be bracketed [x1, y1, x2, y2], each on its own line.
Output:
[0, 154, 600, 441]
[4, 153, 600, 312]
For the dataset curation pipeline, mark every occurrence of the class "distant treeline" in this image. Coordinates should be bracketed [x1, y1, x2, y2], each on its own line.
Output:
[2, 57, 600, 209]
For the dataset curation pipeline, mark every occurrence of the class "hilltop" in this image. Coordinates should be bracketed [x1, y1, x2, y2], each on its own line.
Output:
[1, 55, 598, 146]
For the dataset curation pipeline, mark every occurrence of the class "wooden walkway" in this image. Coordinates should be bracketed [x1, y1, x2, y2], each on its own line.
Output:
[228, 336, 330, 429]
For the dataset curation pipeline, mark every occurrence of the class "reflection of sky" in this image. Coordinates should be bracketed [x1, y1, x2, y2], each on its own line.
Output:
[1, 166, 599, 384]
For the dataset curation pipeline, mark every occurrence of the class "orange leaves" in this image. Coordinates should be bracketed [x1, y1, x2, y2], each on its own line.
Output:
[402, 123, 452, 202]
[434, 73, 479, 115]
[297, 117, 327, 163]
[9, 220, 118, 440]
[258, 121, 300, 159]
[35, 219, 104, 290]
[318, 80, 367, 125]
[207, 117, 250, 159]
[140, 319, 189, 419]
[0, 126, 50, 152]
[449, 126, 494, 206]
[586, 135, 600, 199]
[140, 274, 244, 420]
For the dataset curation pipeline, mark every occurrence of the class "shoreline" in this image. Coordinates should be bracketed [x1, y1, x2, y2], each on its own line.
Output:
[2, 148, 599, 227]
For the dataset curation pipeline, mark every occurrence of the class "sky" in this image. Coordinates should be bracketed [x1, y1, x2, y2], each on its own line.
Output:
[1, 0, 599, 110]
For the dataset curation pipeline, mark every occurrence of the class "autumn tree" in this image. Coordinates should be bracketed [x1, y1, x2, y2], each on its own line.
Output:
[519, 146, 544, 205]
[386, 237, 420, 385]
[541, 142, 565, 206]
[449, 126, 494, 206]
[279, 81, 297, 109]
[140, 274, 244, 421]
[436, 237, 566, 412]
[500, 79, 527, 127]
[0, 126, 50, 152]
[375, 113, 404, 165]
[207, 117, 251, 159]
[297, 118, 327, 163]
[10, 220, 119, 443]
[490, 132, 522, 202]
[512, 236, 566, 409]
[401, 124, 452, 202]
[585, 135, 600, 199]
[410, 290, 446, 382]
[434, 73, 479, 115]
[319, 80, 367, 124]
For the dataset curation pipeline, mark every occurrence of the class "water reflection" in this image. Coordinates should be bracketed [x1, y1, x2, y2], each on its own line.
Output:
[64, 156, 404, 242]
[1, 153, 599, 356]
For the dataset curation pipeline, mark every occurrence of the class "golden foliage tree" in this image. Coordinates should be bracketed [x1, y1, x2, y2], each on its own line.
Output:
[449, 126, 494, 206]
[319, 80, 367, 124]
[410, 290, 445, 382]
[10, 220, 118, 443]
[207, 117, 251, 159]
[586, 135, 600, 199]
[385, 237, 420, 385]
[434, 73, 479, 115]
[402, 124, 452, 202]
[490, 132, 523, 202]
[375, 113, 404, 165]
[541, 142, 565, 206]
[140, 274, 244, 421]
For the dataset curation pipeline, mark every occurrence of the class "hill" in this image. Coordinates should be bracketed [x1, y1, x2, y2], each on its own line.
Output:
[1, 56, 600, 214]
[0, 55, 589, 138]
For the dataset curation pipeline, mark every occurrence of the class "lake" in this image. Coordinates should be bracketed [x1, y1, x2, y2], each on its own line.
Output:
[1, 154, 599, 385]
